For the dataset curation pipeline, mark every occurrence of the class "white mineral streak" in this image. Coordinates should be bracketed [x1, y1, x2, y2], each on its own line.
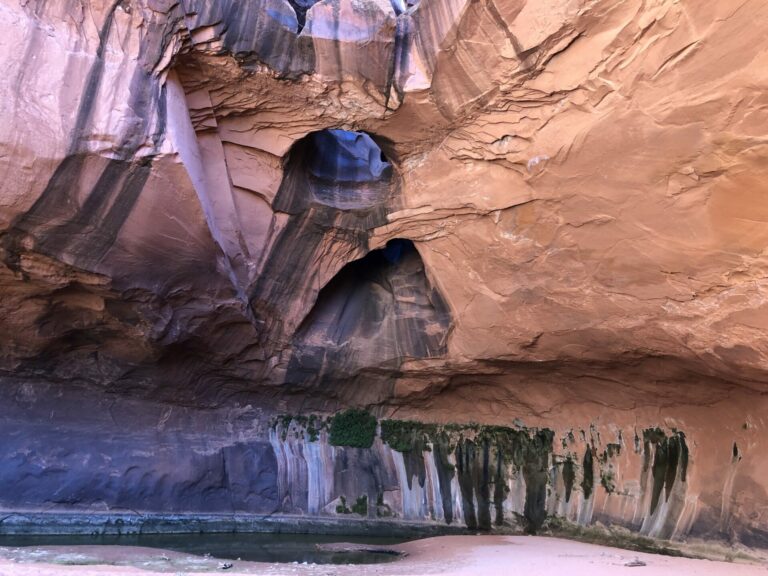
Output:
[391, 451, 424, 519]
[267, 426, 688, 535]
[504, 468, 526, 519]
[303, 436, 336, 514]
[424, 449, 444, 521]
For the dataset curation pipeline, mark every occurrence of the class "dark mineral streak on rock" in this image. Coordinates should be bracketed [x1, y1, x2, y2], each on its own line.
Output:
[562, 456, 576, 503]
[521, 430, 552, 533]
[663, 436, 680, 502]
[36, 157, 154, 267]
[455, 440, 479, 530]
[643, 429, 688, 516]
[384, 14, 411, 113]
[2, 5, 170, 272]
[181, 0, 314, 76]
[581, 446, 594, 501]
[402, 448, 427, 491]
[475, 440, 492, 531]
[433, 435, 455, 524]
[381, 422, 554, 531]
[493, 448, 506, 526]
[248, 129, 450, 396]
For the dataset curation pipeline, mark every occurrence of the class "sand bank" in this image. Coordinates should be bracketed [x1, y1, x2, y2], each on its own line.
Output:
[1, 535, 767, 575]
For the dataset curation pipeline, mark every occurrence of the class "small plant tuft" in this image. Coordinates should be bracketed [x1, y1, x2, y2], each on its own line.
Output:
[351, 495, 368, 516]
[336, 495, 350, 514]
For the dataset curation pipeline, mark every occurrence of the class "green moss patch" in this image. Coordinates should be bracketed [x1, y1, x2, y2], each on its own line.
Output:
[329, 409, 377, 448]
[351, 495, 368, 516]
[336, 495, 368, 516]
[380, 419, 438, 452]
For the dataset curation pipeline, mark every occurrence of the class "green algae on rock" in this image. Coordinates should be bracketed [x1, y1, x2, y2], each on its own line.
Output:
[329, 409, 378, 448]
[381, 419, 555, 533]
[642, 428, 689, 516]
[268, 412, 695, 541]
[333, 494, 372, 516]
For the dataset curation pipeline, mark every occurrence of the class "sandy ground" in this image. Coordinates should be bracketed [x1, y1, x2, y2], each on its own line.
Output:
[0, 536, 767, 576]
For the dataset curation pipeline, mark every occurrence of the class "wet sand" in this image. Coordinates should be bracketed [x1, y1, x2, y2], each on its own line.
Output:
[0, 535, 766, 575]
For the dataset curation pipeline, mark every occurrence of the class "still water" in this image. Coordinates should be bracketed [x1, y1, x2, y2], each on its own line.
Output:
[0, 532, 408, 565]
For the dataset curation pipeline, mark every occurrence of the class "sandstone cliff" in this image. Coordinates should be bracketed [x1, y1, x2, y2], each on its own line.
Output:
[1, 0, 768, 549]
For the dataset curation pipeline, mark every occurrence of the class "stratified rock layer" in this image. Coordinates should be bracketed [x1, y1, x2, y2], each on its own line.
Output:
[2, 0, 768, 549]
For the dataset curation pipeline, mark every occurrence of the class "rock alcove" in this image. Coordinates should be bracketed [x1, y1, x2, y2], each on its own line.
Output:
[249, 127, 405, 363]
[286, 237, 451, 388]
[3, 0, 768, 552]
[258, 128, 449, 392]
[273, 128, 395, 213]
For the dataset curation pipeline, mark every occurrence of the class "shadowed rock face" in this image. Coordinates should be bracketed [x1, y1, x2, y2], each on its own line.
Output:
[0, 381, 280, 514]
[3, 0, 768, 550]
[287, 0, 320, 31]
[286, 238, 450, 389]
[308, 130, 391, 188]
[276, 129, 395, 211]
[248, 129, 416, 368]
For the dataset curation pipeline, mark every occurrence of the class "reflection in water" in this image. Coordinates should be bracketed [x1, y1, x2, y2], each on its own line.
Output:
[0, 532, 407, 565]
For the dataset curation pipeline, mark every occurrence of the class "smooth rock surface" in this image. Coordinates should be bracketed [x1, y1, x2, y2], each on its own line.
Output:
[2, 0, 768, 551]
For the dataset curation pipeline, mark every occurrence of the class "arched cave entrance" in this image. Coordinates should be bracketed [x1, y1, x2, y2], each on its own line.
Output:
[285, 238, 451, 388]
[252, 128, 399, 347]
[288, 0, 319, 31]
[251, 128, 451, 400]
[273, 128, 395, 213]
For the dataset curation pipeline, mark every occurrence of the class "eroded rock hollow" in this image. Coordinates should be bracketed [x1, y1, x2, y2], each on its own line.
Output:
[2, 0, 768, 549]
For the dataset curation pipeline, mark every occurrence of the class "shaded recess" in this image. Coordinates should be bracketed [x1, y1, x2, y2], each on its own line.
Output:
[288, 0, 319, 32]
[249, 129, 399, 355]
[390, 0, 421, 15]
[181, 0, 313, 76]
[284, 238, 451, 386]
[274, 129, 394, 212]
[0, 381, 280, 514]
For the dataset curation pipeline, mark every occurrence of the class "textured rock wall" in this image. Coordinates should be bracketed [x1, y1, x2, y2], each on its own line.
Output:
[0, 379, 691, 540]
[2, 377, 768, 547]
[2, 0, 768, 549]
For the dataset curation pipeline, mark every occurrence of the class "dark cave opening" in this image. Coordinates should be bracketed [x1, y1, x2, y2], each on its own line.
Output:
[297, 238, 426, 343]
[285, 238, 451, 386]
[390, 0, 422, 15]
[253, 128, 400, 367]
[288, 0, 319, 32]
[305, 129, 392, 184]
[327, 237, 416, 287]
[274, 129, 394, 212]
